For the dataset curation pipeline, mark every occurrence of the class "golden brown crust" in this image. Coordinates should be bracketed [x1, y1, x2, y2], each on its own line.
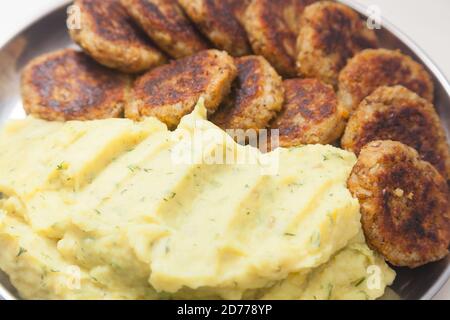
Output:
[243, 0, 317, 77]
[21, 49, 131, 121]
[120, 0, 208, 58]
[178, 0, 251, 57]
[296, 1, 378, 87]
[270, 78, 344, 148]
[226, 0, 252, 25]
[342, 85, 450, 181]
[348, 140, 450, 268]
[69, 0, 166, 73]
[338, 49, 434, 118]
[210, 55, 284, 131]
[126, 49, 237, 128]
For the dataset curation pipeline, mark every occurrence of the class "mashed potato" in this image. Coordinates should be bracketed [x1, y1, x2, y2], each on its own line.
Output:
[0, 102, 395, 300]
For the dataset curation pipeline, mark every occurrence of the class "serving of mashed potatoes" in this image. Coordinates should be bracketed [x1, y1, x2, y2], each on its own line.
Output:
[0, 102, 395, 300]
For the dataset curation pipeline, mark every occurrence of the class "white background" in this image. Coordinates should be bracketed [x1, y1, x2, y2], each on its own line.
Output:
[0, 0, 448, 300]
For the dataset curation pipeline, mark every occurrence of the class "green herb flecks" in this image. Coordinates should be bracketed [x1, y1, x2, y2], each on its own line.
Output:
[352, 277, 366, 287]
[310, 231, 321, 248]
[17, 247, 27, 257]
[327, 213, 335, 225]
[127, 165, 141, 173]
[56, 162, 67, 171]
[327, 284, 333, 300]
[163, 192, 177, 202]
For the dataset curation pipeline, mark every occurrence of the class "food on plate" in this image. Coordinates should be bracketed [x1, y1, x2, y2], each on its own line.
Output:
[243, 0, 317, 77]
[261, 234, 395, 300]
[210, 55, 284, 131]
[126, 49, 237, 128]
[3, 0, 450, 301]
[348, 140, 450, 268]
[341, 86, 450, 180]
[120, 0, 208, 58]
[21, 49, 131, 121]
[0, 101, 395, 299]
[69, 0, 166, 73]
[338, 48, 434, 118]
[269, 78, 345, 148]
[296, 1, 378, 87]
[178, 0, 251, 57]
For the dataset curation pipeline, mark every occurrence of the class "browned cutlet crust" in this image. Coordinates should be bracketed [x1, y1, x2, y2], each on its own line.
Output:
[270, 78, 345, 148]
[69, 0, 166, 73]
[296, 1, 378, 87]
[121, 0, 209, 58]
[348, 140, 450, 268]
[342, 85, 450, 181]
[178, 0, 251, 57]
[243, 0, 318, 77]
[210, 55, 284, 131]
[338, 49, 434, 118]
[226, 0, 252, 25]
[126, 49, 237, 128]
[21, 49, 131, 121]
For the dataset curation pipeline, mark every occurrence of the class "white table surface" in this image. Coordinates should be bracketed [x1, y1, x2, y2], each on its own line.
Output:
[0, 0, 448, 300]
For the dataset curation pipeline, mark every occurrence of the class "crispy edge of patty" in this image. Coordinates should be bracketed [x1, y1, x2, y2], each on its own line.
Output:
[243, 0, 317, 77]
[337, 48, 434, 118]
[270, 78, 344, 148]
[348, 140, 450, 268]
[21, 49, 131, 121]
[178, 0, 251, 57]
[296, 1, 378, 87]
[126, 49, 237, 128]
[69, 0, 166, 73]
[120, 0, 208, 58]
[341, 85, 450, 181]
[210, 55, 284, 131]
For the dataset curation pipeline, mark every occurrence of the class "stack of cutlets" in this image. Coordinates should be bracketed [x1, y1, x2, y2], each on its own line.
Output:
[19, 0, 450, 271]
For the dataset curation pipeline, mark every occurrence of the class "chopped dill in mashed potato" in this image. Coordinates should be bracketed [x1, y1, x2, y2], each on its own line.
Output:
[0, 102, 395, 300]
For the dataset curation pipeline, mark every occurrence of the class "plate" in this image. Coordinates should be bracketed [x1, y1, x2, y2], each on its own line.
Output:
[0, 0, 448, 300]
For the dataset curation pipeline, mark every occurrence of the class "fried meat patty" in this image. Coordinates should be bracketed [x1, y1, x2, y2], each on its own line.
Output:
[342, 85, 450, 180]
[120, 0, 208, 58]
[296, 1, 378, 87]
[348, 140, 450, 268]
[21, 49, 131, 121]
[338, 49, 434, 118]
[270, 78, 344, 148]
[69, 0, 166, 73]
[126, 49, 237, 128]
[178, 0, 251, 57]
[243, 0, 317, 77]
[226, 0, 252, 25]
[210, 55, 284, 131]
